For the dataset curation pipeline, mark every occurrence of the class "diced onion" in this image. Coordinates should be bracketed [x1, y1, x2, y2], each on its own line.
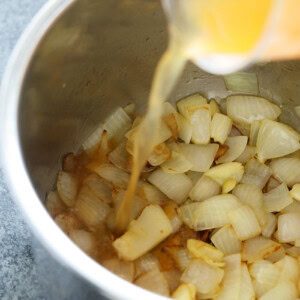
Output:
[277, 213, 300, 243]
[135, 269, 170, 297]
[62, 152, 76, 172]
[282, 200, 300, 214]
[162, 151, 193, 174]
[46, 191, 66, 217]
[261, 213, 277, 238]
[148, 169, 193, 204]
[257, 120, 300, 162]
[178, 143, 219, 172]
[226, 95, 281, 126]
[211, 225, 241, 255]
[165, 247, 191, 272]
[123, 103, 135, 119]
[176, 113, 193, 144]
[232, 183, 267, 226]
[108, 139, 129, 171]
[135, 253, 160, 277]
[209, 99, 221, 116]
[250, 120, 261, 146]
[239, 263, 255, 300]
[57, 171, 78, 207]
[186, 171, 203, 186]
[141, 183, 169, 205]
[263, 183, 293, 212]
[148, 143, 171, 166]
[178, 202, 200, 229]
[275, 255, 299, 283]
[181, 259, 224, 294]
[241, 158, 272, 189]
[216, 136, 248, 164]
[91, 163, 130, 189]
[222, 179, 237, 194]
[102, 258, 135, 282]
[235, 145, 256, 164]
[224, 72, 258, 94]
[259, 281, 298, 300]
[75, 186, 111, 227]
[192, 194, 241, 230]
[290, 184, 300, 201]
[172, 283, 196, 300]
[286, 246, 300, 258]
[163, 269, 182, 293]
[103, 107, 132, 147]
[55, 213, 82, 234]
[204, 162, 244, 185]
[83, 173, 112, 204]
[215, 254, 241, 300]
[164, 113, 179, 139]
[113, 205, 172, 261]
[264, 176, 281, 193]
[69, 229, 96, 256]
[211, 113, 233, 144]
[162, 201, 183, 233]
[269, 158, 300, 187]
[82, 124, 104, 154]
[242, 237, 284, 263]
[228, 205, 261, 241]
[189, 175, 221, 201]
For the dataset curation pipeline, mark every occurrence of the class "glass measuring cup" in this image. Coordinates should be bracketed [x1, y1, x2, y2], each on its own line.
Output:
[162, 0, 300, 74]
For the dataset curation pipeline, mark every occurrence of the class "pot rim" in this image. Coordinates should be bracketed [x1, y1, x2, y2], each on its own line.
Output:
[0, 1, 167, 299]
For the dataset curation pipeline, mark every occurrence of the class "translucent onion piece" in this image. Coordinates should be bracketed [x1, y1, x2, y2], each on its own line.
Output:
[264, 176, 281, 193]
[181, 259, 224, 294]
[216, 136, 248, 164]
[186, 171, 203, 186]
[123, 103, 135, 119]
[250, 260, 280, 296]
[189, 175, 221, 202]
[277, 213, 300, 243]
[162, 201, 183, 233]
[69, 229, 96, 256]
[263, 183, 293, 212]
[161, 151, 193, 174]
[103, 107, 132, 147]
[232, 184, 267, 226]
[46, 191, 66, 217]
[224, 72, 258, 94]
[229, 126, 242, 137]
[242, 237, 284, 263]
[275, 255, 299, 283]
[55, 213, 82, 234]
[256, 120, 300, 162]
[235, 145, 256, 164]
[102, 258, 135, 283]
[187, 239, 224, 267]
[228, 205, 261, 241]
[92, 163, 130, 189]
[148, 143, 171, 166]
[75, 186, 111, 227]
[290, 183, 300, 201]
[164, 113, 179, 139]
[142, 183, 169, 205]
[108, 139, 128, 170]
[82, 124, 104, 154]
[204, 162, 244, 186]
[209, 99, 220, 116]
[211, 113, 233, 144]
[197, 287, 220, 300]
[135, 269, 169, 297]
[241, 158, 272, 189]
[215, 254, 241, 300]
[113, 205, 172, 261]
[148, 169, 193, 204]
[178, 143, 219, 172]
[282, 200, 300, 214]
[135, 253, 160, 277]
[250, 120, 261, 146]
[239, 263, 255, 300]
[172, 283, 196, 300]
[178, 202, 200, 229]
[226, 95, 281, 126]
[57, 171, 78, 207]
[262, 213, 277, 238]
[211, 225, 241, 255]
[269, 158, 300, 187]
[259, 281, 298, 300]
[234, 123, 250, 137]
[162, 269, 182, 293]
[193, 194, 241, 230]
[176, 113, 193, 144]
[83, 173, 112, 204]
[62, 152, 76, 172]
[165, 247, 191, 272]
[222, 179, 237, 194]
[177, 93, 207, 120]
[286, 246, 300, 258]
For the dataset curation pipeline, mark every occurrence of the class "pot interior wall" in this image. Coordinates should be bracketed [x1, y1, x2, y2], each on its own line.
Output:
[19, 0, 300, 200]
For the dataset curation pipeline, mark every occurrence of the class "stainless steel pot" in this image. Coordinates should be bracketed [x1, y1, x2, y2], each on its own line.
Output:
[1, 0, 300, 299]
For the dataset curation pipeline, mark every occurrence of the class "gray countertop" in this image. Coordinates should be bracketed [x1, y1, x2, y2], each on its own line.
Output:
[0, 1, 103, 299]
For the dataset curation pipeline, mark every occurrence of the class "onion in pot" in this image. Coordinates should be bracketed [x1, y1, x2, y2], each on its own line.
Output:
[148, 143, 171, 166]
[172, 283, 196, 300]
[211, 113, 233, 144]
[161, 151, 193, 174]
[46, 191, 66, 217]
[277, 213, 300, 243]
[57, 171, 78, 207]
[235, 145, 256, 164]
[239, 263, 255, 300]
